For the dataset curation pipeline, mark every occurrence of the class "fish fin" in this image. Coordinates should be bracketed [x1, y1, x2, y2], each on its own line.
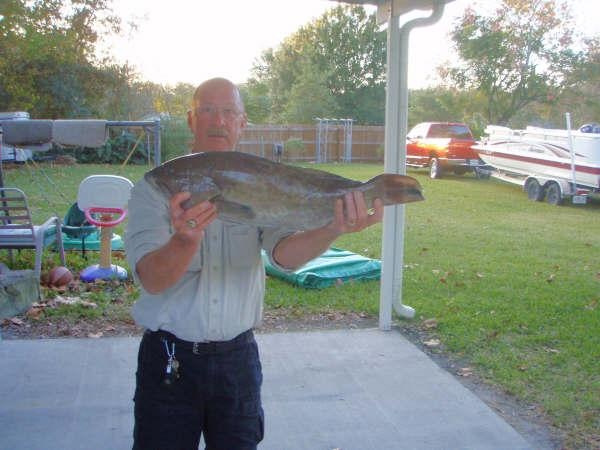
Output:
[367, 174, 424, 205]
[215, 200, 256, 220]
[181, 190, 220, 209]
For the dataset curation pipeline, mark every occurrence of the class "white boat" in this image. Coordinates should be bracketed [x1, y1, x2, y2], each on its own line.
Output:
[473, 124, 600, 204]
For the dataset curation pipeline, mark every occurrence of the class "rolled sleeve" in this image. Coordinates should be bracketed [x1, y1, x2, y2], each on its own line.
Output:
[261, 227, 296, 273]
[124, 178, 172, 283]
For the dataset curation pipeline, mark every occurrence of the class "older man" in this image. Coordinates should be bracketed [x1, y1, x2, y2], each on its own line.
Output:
[125, 77, 383, 449]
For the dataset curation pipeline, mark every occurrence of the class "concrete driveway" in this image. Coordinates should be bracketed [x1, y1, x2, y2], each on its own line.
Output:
[0, 328, 544, 450]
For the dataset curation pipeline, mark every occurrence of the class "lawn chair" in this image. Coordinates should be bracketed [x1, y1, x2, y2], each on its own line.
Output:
[0, 187, 66, 280]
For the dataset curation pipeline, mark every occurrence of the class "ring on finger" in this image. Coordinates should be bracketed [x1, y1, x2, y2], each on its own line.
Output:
[187, 218, 198, 229]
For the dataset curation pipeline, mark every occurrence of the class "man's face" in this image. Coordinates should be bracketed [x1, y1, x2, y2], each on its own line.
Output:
[187, 83, 247, 152]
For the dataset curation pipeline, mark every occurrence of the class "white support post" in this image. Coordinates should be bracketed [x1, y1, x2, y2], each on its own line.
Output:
[379, 0, 449, 330]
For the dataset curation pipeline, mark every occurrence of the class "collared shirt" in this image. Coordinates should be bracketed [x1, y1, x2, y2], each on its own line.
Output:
[125, 178, 292, 342]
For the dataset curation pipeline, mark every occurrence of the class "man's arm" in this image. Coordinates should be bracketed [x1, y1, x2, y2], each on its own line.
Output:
[135, 193, 217, 294]
[273, 192, 383, 270]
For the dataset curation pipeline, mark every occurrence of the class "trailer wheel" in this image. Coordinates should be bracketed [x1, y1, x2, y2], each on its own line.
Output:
[525, 178, 544, 201]
[474, 167, 491, 179]
[430, 158, 442, 179]
[545, 182, 563, 206]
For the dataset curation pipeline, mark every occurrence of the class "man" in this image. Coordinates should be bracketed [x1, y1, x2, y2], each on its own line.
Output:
[125, 77, 383, 449]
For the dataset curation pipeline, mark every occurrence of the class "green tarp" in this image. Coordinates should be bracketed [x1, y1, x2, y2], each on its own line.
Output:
[262, 247, 381, 289]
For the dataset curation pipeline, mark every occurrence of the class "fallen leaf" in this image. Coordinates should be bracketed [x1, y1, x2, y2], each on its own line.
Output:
[424, 339, 440, 348]
[584, 300, 598, 311]
[53, 296, 97, 309]
[546, 274, 555, 283]
[475, 272, 484, 279]
[458, 367, 473, 377]
[9, 317, 24, 326]
[543, 347, 560, 354]
[422, 318, 438, 330]
[26, 307, 44, 320]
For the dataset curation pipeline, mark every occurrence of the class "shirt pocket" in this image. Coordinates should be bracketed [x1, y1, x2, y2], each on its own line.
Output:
[226, 224, 261, 268]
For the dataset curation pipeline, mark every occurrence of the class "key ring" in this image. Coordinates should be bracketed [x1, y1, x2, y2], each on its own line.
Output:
[164, 340, 175, 360]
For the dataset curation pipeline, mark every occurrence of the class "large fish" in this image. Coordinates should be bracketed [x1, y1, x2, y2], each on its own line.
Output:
[144, 151, 424, 230]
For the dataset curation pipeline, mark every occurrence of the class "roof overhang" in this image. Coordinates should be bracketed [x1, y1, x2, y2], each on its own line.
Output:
[333, 0, 455, 23]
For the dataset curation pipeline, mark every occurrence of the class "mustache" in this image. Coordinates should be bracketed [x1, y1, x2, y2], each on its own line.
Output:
[207, 128, 229, 137]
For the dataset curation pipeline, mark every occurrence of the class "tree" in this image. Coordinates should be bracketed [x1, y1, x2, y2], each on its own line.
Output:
[441, 0, 587, 126]
[249, 5, 386, 124]
[0, 0, 125, 118]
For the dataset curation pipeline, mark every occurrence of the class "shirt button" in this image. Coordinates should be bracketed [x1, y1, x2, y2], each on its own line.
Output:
[212, 298, 218, 304]
[212, 265, 219, 271]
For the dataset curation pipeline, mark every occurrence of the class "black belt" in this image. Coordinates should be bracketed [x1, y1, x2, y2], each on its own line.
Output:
[147, 329, 254, 354]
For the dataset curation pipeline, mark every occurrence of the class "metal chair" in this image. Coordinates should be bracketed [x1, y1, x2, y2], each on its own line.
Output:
[0, 187, 66, 280]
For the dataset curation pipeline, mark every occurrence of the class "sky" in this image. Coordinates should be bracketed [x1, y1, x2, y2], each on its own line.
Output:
[103, 0, 599, 90]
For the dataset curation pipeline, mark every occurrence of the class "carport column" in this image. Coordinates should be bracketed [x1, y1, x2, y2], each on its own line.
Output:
[379, 1, 449, 330]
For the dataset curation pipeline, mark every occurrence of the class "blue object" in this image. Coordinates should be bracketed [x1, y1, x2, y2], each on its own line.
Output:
[79, 264, 128, 282]
[262, 247, 381, 289]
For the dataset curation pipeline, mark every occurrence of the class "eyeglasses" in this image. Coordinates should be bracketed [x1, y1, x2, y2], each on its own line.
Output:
[193, 104, 242, 119]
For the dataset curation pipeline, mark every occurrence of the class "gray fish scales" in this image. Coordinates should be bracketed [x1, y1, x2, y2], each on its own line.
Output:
[144, 151, 424, 231]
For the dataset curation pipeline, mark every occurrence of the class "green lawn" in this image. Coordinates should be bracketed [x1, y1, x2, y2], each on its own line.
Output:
[2, 161, 599, 449]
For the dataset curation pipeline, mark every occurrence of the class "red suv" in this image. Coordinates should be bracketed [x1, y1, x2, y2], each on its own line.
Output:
[406, 122, 485, 178]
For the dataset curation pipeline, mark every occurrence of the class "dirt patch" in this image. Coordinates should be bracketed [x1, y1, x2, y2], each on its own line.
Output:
[0, 309, 378, 340]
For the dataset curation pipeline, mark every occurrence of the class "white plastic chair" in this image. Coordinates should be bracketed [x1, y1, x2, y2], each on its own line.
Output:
[0, 187, 66, 280]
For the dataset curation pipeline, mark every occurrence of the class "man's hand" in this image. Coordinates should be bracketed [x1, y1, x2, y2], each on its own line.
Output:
[170, 192, 218, 244]
[326, 191, 384, 235]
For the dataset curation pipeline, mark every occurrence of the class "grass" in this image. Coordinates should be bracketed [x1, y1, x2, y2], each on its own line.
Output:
[2, 160, 599, 449]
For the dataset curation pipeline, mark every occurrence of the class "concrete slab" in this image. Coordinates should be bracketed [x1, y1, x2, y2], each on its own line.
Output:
[0, 328, 535, 450]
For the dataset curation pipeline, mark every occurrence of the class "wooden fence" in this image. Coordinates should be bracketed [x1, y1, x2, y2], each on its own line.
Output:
[239, 124, 385, 163]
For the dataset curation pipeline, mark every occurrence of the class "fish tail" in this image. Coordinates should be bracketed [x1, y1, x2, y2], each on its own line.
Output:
[366, 174, 424, 205]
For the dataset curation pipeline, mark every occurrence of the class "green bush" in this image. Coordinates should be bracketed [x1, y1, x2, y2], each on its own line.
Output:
[160, 117, 192, 161]
[50, 131, 148, 165]
[284, 137, 305, 158]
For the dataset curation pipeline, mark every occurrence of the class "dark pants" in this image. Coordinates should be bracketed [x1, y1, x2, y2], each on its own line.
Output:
[133, 329, 264, 450]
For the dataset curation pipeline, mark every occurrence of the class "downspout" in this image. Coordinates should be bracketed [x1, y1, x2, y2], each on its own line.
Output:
[379, 1, 449, 329]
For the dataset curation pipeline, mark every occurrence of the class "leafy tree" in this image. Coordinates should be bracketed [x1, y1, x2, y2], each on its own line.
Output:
[249, 5, 386, 124]
[408, 87, 488, 137]
[239, 81, 271, 124]
[441, 0, 587, 125]
[0, 0, 125, 118]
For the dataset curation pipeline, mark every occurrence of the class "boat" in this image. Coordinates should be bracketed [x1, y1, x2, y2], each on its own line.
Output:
[472, 123, 600, 205]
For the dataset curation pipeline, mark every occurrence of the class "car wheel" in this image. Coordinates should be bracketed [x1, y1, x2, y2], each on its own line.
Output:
[430, 158, 442, 179]
[545, 182, 563, 206]
[525, 178, 544, 201]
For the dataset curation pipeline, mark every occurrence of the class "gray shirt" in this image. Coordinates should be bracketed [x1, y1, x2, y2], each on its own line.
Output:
[125, 178, 292, 342]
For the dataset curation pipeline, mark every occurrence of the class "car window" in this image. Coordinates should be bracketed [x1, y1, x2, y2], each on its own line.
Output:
[429, 124, 473, 139]
[407, 123, 428, 139]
